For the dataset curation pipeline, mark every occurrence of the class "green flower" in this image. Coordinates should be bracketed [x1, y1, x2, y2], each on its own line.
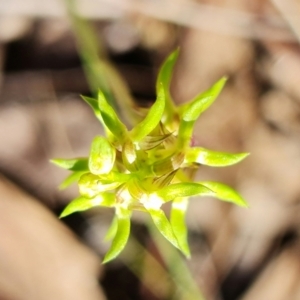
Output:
[52, 49, 249, 263]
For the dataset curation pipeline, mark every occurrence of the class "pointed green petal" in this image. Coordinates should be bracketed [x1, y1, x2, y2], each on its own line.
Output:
[98, 90, 128, 140]
[81, 96, 103, 123]
[170, 198, 190, 257]
[79, 173, 122, 198]
[130, 83, 165, 141]
[146, 207, 180, 250]
[156, 182, 215, 201]
[104, 215, 118, 241]
[81, 95, 112, 137]
[60, 196, 91, 217]
[89, 136, 116, 175]
[177, 77, 227, 147]
[185, 148, 249, 167]
[198, 181, 248, 207]
[59, 171, 87, 190]
[177, 120, 195, 148]
[156, 49, 178, 114]
[180, 77, 227, 122]
[51, 158, 89, 171]
[60, 193, 115, 218]
[98, 171, 131, 184]
[103, 208, 131, 263]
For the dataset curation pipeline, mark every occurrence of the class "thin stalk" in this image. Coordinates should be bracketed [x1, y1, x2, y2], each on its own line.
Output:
[148, 222, 206, 300]
[64, 0, 139, 126]
[120, 237, 174, 299]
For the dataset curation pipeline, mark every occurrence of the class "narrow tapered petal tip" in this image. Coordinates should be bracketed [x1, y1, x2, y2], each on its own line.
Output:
[186, 148, 250, 167]
[50, 158, 64, 167]
[102, 255, 113, 264]
[240, 201, 250, 208]
[182, 247, 191, 258]
[59, 210, 69, 219]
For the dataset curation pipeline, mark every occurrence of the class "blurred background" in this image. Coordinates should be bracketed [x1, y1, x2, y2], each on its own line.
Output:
[1, 0, 300, 299]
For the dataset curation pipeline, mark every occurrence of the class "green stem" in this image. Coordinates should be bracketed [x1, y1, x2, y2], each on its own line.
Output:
[64, 0, 139, 126]
[148, 222, 206, 300]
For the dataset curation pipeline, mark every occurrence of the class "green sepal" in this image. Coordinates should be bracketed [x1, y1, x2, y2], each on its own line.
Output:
[81, 96, 103, 123]
[177, 120, 194, 148]
[89, 136, 116, 175]
[178, 77, 227, 147]
[156, 182, 215, 201]
[103, 208, 132, 263]
[79, 173, 122, 198]
[98, 171, 131, 184]
[104, 215, 118, 241]
[170, 198, 190, 257]
[82, 95, 112, 137]
[59, 171, 87, 190]
[60, 193, 115, 218]
[130, 83, 165, 142]
[198, 181, 248, 207]
[50, 158, 89, 171]
[180, 77, 227, 122]
[156, 49, 178, 116]
[146, 207, 180, 251]
[98, 90, 128, 140]
[185, 148, 249, 167]
[60, 196, 91, 218]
